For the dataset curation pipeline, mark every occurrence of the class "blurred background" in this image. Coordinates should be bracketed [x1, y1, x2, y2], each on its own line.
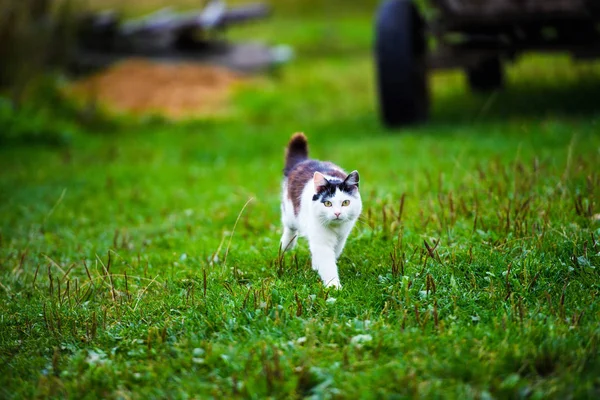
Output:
[2, 0, 600, 145]
[0, 0, 385, 143]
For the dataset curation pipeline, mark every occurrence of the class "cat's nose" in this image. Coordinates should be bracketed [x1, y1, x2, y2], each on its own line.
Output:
[334, 212, 341, 217]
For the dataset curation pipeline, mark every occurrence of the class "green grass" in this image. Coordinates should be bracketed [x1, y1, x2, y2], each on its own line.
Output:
[2, 10, 600, 399]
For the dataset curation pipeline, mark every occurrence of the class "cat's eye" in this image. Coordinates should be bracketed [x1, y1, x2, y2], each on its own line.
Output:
[324, 201, 332, 207]
[342, 200, 350, 207]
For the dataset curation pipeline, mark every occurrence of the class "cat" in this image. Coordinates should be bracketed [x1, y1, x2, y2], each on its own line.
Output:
[280, 132, 362, 288]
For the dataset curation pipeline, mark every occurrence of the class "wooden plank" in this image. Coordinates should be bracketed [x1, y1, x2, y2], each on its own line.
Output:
[434, 0, 588, 17]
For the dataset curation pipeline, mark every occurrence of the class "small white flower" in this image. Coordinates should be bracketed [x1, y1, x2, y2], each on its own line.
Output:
[296, 336, 307, 344]
[350, 334, 372, 345]
[86, 349, 107, 366]
[326, 297, 337, 305]
[192, 348, 205, 357]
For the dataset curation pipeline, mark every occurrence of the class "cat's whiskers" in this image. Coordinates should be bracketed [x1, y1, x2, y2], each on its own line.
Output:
[319, 215, 334, 226]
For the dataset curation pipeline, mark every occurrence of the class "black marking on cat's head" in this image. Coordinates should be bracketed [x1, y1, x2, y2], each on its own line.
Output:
[312, 171, 360, 202]
[343, 170, 359, 192]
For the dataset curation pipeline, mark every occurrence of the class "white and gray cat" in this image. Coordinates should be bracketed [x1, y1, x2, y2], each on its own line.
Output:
[280, 132, 362, 288]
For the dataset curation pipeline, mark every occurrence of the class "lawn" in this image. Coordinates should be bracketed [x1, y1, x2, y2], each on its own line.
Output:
[1, 4, 600, 399]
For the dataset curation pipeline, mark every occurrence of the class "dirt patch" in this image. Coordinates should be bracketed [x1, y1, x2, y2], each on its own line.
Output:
[68, 59, 246, 119]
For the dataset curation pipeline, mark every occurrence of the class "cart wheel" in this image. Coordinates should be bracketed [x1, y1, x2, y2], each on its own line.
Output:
[375, 0, 429, 127]
[467, 58, 504, 92]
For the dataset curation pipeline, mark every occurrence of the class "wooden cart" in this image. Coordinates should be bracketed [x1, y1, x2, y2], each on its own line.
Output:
[375, 0, 600, 126]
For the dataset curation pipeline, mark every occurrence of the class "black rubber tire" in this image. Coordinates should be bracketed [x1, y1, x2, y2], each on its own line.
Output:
[467, 58, 504, 92]
[375, 0, 429, 127]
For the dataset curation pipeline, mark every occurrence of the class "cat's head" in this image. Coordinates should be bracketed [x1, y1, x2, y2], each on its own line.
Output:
[312, 171, 362, 224]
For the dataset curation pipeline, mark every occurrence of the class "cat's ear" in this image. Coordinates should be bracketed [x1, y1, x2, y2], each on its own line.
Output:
[344, 170, 360, 188]
[313, 172, 329, 193]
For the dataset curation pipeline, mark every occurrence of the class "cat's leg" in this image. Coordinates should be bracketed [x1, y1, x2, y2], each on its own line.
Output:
[309, 241, 341, 289]
[280, 226, 298, 252]
[334, 224, 354, 259]
[280, 198, 298, 252]
[334, 235, 348, 259]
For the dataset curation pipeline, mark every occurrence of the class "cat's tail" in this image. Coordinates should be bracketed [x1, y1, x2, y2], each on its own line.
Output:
[284, 132, 308, 176]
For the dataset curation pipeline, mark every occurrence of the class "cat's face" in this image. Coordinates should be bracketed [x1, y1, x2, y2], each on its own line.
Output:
[312, 171, 362, 225]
